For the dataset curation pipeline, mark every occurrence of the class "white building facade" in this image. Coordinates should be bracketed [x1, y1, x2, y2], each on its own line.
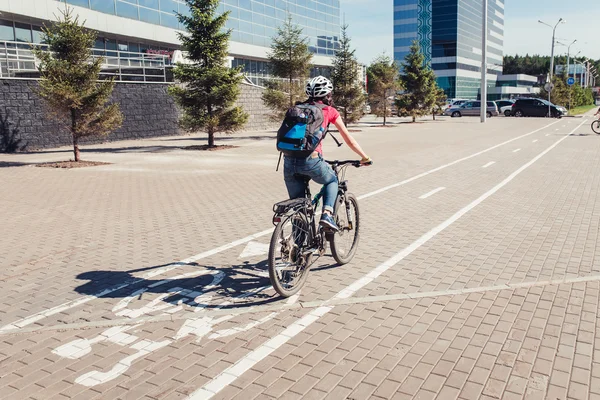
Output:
[0, 0, 340, 85]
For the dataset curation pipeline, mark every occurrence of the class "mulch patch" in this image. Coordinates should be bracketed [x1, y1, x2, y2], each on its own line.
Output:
[36, 160, 111, 169]
[182, 145, 239, 151]
[370, 125, 395, 128]
[347, 129, 363, 133]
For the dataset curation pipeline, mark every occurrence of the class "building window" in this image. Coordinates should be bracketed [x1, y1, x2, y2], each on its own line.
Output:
[0, 20, 15, 41]
[66, 0, 91, 8]
[139, 7, 161, 24]
[14, 23, 33, 43]
[90, 0, 115, 14]
[116, 1, 139, 20]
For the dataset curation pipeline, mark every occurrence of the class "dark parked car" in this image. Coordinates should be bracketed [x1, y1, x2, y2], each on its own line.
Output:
[511, 98, 563, 118]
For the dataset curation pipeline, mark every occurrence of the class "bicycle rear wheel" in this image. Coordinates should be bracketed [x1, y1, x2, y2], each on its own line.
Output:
[592, 120, 600, 134]
[330, 193, 360, 265]
[268, 212, 312, 297]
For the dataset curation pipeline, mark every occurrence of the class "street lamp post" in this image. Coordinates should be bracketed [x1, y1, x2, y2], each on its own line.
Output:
[585, 60, 591, 88]
[574, 60, 587, 86]
[572, 50, 581, 77]
[480, 0, 488, 123]
[539, 18, 564, 117]
[564, 41, 577, 112]
[565, 40, 576, 79]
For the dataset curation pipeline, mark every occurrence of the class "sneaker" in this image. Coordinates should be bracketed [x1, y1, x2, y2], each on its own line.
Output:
[320, 214, 339, 232]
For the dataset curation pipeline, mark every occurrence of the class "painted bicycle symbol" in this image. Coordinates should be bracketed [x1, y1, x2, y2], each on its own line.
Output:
[52, 268, 296, 387]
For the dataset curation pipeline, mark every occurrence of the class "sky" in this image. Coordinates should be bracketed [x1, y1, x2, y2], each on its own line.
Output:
[343, 0, 600, 65]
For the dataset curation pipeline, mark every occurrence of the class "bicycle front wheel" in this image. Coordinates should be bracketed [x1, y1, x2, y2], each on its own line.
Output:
[268, 212, 311, 297]
[331, 193, 360, 265]
[592, 120, 600, 134]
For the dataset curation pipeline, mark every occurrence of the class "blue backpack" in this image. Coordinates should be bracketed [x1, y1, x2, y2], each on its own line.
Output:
[276, 103, 327, 158]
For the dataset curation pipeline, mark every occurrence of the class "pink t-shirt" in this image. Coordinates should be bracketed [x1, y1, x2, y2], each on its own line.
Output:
[315, 103, 340, 155]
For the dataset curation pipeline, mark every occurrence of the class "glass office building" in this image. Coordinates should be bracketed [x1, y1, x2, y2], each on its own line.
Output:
[394, 0, 505, 99]
[393, 0, 432, 66]
[0, 0, 340, 84]
[61, 0, 340, 56]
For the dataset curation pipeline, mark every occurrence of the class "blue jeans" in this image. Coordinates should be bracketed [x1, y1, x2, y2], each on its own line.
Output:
[284, 154, 338, 213]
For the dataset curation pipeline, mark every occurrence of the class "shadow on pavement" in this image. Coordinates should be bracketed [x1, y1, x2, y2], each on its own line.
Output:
[0, 161, 32, 168]
[161, 135, 277, 142]
[74, 255, 341, 312]
[73, 260, 280, 310]
[14, 145, 183, 156]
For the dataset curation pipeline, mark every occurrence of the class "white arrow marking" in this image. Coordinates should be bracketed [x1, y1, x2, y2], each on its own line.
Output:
[239, 241, 270, 259]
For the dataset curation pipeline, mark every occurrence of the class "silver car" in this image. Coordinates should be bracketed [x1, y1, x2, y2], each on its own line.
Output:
[444, 101, 499, 117]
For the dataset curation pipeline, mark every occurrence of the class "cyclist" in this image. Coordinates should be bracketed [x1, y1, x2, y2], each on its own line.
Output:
[283, 76, 371, 232]
[595, 107, 600, 117]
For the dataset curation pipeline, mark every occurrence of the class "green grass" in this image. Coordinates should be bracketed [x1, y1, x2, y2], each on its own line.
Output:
[569, 105, 598, 115]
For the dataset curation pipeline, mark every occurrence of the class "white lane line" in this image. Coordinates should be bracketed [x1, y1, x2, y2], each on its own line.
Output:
[8, 270, 600, 337]
[482, 161, 496, 168]
[533, 139, 538, 143]
[513, 148, 521, 153]
[357, 120, 560, 201]
[419, 187, 446, 199]
[0, 120, 561, 333]
[188, 119, 586, 400]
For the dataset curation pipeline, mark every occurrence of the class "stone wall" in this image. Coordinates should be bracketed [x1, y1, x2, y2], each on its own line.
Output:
[0, 80, 277, 150]
[236, 83, 279, 132]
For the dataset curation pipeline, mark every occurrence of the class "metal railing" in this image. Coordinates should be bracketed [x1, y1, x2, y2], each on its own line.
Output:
[0, 40, 171, 82]
[0, 41, 40, 78]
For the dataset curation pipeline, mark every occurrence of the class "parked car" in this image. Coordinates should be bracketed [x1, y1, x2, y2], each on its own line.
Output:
[444, 101, 499, 118]
[496, 100, 515, 116]
[552, 102, 567, 115]
[510, 98, 563, 118]
[446, 99, 470, 109]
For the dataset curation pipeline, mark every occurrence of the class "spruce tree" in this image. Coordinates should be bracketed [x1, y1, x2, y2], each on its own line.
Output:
[397, 41, 440, 122]
[331, 24, 366, 124]
[33, 8, 123, 161]
[262, 16, 313, 120]
[367, 54, 401, 126]
[169, 0, 248, 147]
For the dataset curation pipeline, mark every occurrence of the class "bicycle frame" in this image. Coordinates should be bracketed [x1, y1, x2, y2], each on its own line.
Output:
[269, 159, 366, 297]
[304, 162, 356, 248]
[271, 160, 362, 252]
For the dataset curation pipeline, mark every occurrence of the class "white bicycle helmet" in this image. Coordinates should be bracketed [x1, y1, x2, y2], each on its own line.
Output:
[306, 76, 333, 98]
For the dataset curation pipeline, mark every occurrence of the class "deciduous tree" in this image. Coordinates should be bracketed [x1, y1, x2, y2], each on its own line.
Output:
[367, 54, 401, 126]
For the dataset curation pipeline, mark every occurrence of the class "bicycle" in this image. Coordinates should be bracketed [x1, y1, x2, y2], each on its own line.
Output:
[268, 160, 368, 297]
[592, 119, 600, 134]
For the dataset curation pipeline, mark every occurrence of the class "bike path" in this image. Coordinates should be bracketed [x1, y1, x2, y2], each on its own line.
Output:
[1, 117, 590, 399]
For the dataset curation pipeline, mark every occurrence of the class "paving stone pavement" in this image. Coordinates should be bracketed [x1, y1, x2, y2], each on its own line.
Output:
[1, 114, 599, 399]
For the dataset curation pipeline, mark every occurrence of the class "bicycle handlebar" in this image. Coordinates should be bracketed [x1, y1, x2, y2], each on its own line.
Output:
[325, 160, 372, 168]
